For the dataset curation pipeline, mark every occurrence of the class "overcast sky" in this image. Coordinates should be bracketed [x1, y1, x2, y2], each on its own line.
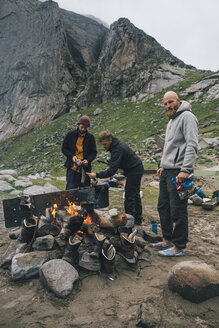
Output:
[55, 0, 219, 72]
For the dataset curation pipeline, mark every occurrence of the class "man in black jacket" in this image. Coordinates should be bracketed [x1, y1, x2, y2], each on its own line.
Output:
[87, 131, 144, 224]
[62, 115, 97, 189]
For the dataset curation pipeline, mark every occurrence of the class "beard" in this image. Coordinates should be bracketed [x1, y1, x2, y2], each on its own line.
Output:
[165, 104, 178, 118]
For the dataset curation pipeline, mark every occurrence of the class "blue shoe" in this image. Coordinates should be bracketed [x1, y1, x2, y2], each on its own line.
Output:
[149, 242, 174, 249]
[158, 248, 184, 257]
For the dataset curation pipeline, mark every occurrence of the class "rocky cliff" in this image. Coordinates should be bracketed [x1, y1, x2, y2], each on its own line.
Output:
[0, 0, 194, 140]
[0, 0, 107, 140]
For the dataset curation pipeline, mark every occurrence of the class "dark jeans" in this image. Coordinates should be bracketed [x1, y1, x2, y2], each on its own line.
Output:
[157, 169, 188, 249]
[66, 168, 90, 190]
[124, 164, 144, 221]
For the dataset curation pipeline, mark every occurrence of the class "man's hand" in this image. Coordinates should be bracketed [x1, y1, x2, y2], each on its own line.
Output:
[72, 156, 77, 162]
[176, 172, 189, 184]
[86, 172, 96, 179]
[157, 168, 164, 177]
[82, 160, 88, 167]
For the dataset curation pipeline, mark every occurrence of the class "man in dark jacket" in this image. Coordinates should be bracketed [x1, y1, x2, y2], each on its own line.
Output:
[62, 115, 97, 189]
[87, 131, 144, 224]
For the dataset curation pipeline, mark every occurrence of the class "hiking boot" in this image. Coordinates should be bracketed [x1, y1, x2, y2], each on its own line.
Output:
[62, 234, 82, 265]
[101, 240, 116, 273]
[18, 217, 37, 243]
[110, 230, 137, 263]
[90, 232, 106, 258]
[66, 215, 84, 235]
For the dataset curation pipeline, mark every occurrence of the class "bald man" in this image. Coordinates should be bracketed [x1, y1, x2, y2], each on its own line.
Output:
[150, 91, 198, 256]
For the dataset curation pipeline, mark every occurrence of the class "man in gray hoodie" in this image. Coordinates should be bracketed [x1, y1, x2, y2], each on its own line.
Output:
[150, 91, 198, 256]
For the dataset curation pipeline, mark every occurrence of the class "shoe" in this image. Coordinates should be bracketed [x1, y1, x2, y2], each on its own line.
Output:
[62, 235, 82, 265]
[66, 215, 84, 234]
[90, 232, 106, 258]
[150, 242, 174, 249]
[111, 230, 137, 263]
[18, 217, 37, 243]
[158, 248, 184, 257]
[101, 241, 116, 273]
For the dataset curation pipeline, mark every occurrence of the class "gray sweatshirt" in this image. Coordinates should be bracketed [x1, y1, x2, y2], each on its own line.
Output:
[160, 101, 198, 173]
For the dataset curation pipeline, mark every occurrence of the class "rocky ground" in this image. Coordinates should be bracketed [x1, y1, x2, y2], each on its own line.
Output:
[0, 174, 218, 328]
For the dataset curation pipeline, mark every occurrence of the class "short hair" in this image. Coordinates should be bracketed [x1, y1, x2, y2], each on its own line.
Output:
[98, 130, 112, 142]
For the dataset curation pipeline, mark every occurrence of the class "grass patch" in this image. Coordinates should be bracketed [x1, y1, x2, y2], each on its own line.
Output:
[0, 70, 218, 175]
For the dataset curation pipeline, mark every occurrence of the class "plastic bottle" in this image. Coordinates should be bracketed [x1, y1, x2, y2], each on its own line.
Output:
[172, 175, 194, 200]
[151, 221, 158, 234]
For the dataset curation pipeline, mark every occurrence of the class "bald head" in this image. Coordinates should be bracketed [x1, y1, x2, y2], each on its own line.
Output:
[163, 91, 180, 118]
[163, 91, 179, 102]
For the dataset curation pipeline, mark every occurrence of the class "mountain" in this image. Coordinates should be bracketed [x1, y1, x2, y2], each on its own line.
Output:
[0, 0, 107, 140]
[0, 0, 197, 141]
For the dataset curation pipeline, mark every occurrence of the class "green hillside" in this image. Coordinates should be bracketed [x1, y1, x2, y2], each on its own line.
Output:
[0, 70, 218, 177]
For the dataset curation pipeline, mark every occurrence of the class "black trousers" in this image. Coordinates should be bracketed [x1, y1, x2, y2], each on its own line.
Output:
[124, 164, 144, 221]
[66, 168, 90, 190]
[157, 169, 188, 249]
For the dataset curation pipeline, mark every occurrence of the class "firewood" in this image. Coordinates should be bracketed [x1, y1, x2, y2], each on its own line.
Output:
[93, 210, 127, 229]
[81, 222, 99, 235]
[56, 209, 73, 222]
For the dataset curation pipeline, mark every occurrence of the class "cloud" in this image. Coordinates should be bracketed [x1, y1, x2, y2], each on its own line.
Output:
[56, 0, 219, 71]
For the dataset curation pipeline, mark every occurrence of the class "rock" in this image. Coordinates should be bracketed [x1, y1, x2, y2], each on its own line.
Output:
[11, 251, 50, 280]
[0, 181, 14, 192]
[124, 214, 135, 228]
[23, 182, 60, 195]
[1, 240, 27, 269]
[138, 249, 153, 262]
[36, 224, 60, 237]
[149, 181, 159, 188]
[167, 261, 219, 303]
[0, 2, 192, 141]
[39, 259, 79, 298]
[109, 208, 118, 217]
[93, 108, 102, 115]
[190, 194, 203, 206]
[14, 179, 33, 188]
[137, 300, 161, 327]
[78, 251, 101, 271]
[0, 174, 16, 182]
[135, 236, 147, 247]
[32, 235, 55, 251]
[0, 0, 107, 141]
[10, 189, 23, 195]
[0, 169, 18, 177]
[183, 79, 215, 96]
[205, 83, 219, 101]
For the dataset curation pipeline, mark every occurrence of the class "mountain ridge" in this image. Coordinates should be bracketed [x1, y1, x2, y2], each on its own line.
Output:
[0, 0, 200, 141]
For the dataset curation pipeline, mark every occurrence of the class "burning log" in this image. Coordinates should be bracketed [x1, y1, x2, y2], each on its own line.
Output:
[55, 210, 84, 239]
[56, 209, 73, 223]
[81, 222, 99, 235]
[93, 210, 127, 229]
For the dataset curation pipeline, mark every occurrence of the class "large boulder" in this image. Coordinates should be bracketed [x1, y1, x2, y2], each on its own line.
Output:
[39, 259, 79, 298]
[11, 251, 50, 280]
[167, 261, 219, 303]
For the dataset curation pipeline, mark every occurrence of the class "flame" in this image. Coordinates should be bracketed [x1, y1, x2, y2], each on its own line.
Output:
[50, 203, 58, 218]
[50, 199, 94, 235]
[83, 214, 92, 224]
[66, 200, 81, 217]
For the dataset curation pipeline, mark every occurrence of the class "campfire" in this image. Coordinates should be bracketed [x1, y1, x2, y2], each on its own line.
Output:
[1, 186, 160, 298]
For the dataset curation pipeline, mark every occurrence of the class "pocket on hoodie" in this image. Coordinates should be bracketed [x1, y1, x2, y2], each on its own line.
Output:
[174, 148, 179, 164]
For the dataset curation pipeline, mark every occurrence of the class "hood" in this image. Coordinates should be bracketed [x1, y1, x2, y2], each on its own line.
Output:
[109, 137, 119, 151]
[172, 100, 192, 120]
